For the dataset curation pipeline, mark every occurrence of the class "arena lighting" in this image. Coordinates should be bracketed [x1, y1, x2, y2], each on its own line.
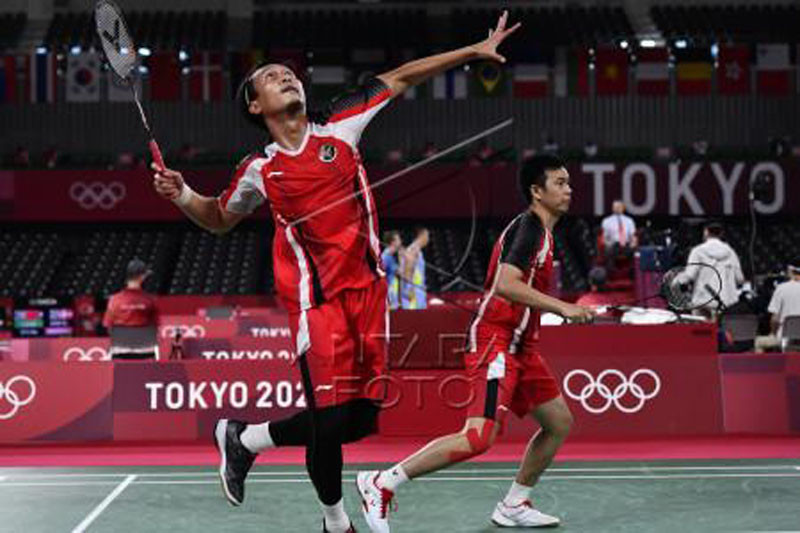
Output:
[137, 47, 151, 57]
[710, 43, 719, 58]
[179, 50, 189, 62]
[70, 45, 81, 55]
[674, 39, 688, 49]
[640, 39, 657, 48]
[619, 40, 629, 49]
[35, 46, 47, 54]
[138, 65, 148, 74]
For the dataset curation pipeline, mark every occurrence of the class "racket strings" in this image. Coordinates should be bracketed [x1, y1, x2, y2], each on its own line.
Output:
[661, 270, 694, 310]
[95, 1, 137, 80]
[659, 263, 722, 311]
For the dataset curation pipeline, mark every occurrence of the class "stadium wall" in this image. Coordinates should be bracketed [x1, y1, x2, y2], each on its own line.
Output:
[2, 161, 797, 221]
[2, 97, 800, 155]
[2, 319, 799, 444]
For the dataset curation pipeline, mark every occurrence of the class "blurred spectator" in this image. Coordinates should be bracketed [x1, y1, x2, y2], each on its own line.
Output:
[583, 140, 598, 159]
[103, 258, 159, 360]
[43, 146, 60, 169]
[655, 145, 674, 160]
[116, 151, 135, 169]
[575, 266, 630, 307]
[469, 140, 495, 166]
[755, 257, 800, 352]
[542, 136, 559, 154]
[601, 200, 637, 276]
[769, 136, 790, 158]
[74, 295, 102, 336]
[681, 223, 744, 320]
[385, 148, 404, 163]
[12, 146, 30, 167]
[421, 141, 438, 159]
[692, 139, 709, 157]
[401, 227, 429, 310]
[381, 230, 403, 310]
[178, 143, 200, 163]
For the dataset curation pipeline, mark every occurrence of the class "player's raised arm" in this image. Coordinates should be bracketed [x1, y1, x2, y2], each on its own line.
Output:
[152, 164, 246, 235]
[377, 10, 520, 96]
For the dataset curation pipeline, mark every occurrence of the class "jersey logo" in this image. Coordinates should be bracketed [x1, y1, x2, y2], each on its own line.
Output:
[318, 144, 337, 163]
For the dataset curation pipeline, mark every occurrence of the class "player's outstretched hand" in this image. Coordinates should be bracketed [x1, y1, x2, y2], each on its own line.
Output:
[152, 162, 185, 202]
[471, 10, 522, 64]
[560, 303, 597, 324]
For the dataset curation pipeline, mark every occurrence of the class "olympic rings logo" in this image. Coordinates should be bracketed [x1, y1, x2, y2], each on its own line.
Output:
[69, 181, 126, 210]
[563, 368, 661, 414]
[63, 347, 111, 362]
[0, 375, 37, 420]
[160, 325, 206, 339]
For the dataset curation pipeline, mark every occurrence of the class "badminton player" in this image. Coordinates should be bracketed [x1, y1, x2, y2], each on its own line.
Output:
[357, 155, 596, 531]
[152, 11, 520, 533]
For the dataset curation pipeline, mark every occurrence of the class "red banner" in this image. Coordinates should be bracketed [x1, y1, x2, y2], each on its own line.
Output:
[539, 324, 723, 437]
[111, 360, 304, 441]
[0, 363, 113, 441]
[1, 161, 799, 221]
[4, 333, 800, 444]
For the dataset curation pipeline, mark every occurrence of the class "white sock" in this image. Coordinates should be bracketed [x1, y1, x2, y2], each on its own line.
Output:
[503, 481, 532, 506]
[376, 464, 409, 492]
[321, 499, 350, 532]
[239, 422, 274, 454]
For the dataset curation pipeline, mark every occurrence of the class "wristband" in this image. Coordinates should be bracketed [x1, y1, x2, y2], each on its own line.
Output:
[173, 183, 197, 207]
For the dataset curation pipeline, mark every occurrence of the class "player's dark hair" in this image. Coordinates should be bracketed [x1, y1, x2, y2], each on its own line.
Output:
[705, 222, 724, 238]
[235, 61, 270, 132]
[414, 226, 429, 237]
[236, 60, 310, 133]
[383, 230, 400, 243]
[518, 154, 566, 204]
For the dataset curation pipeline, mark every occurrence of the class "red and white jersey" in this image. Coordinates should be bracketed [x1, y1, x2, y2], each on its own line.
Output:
[468, 211, 554, 354]
[219, 78, 393, 313]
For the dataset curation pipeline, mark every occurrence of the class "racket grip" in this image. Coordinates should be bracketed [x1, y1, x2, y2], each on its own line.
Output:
[149, 139, 166, 171]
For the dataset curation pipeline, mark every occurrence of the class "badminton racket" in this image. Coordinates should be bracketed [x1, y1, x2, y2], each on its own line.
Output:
[94, 0, 165, 171]
[596, 262, 723, 314]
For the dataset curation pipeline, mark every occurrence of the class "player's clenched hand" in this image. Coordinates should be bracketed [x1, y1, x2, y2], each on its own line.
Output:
[471, 10, 521, 64]
[560, 303, 597, 324]
[152, 162, 185, 201]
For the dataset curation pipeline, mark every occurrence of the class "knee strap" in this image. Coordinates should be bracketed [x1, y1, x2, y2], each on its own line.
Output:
[448, 420, 496, 463]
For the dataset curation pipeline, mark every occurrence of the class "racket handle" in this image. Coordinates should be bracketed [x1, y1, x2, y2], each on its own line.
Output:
[149, 139, 166, 171]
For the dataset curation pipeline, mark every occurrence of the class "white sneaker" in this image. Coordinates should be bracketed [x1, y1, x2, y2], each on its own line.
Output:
[491, 500, 560, 528]
[356, 471, 394, 533]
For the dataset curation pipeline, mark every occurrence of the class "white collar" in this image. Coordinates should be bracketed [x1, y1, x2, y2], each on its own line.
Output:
[266, 123, 311, 157]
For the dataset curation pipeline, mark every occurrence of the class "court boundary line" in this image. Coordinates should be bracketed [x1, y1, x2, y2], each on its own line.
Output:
[4, 463, 800, 480]
[70, 474, 136, 533]
[4, 472, 800, 488]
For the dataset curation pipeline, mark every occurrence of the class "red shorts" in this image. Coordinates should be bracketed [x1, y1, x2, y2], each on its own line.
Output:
[288, 279, 388, 408]
[465, 329, 560, 422]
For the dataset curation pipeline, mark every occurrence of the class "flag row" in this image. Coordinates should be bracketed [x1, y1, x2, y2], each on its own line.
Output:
[2, 44, 800, 104]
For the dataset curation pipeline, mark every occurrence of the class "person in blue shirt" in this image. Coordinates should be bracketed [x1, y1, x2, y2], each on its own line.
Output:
[401, 227, 429, 310]
[381, 230, 403, 310]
